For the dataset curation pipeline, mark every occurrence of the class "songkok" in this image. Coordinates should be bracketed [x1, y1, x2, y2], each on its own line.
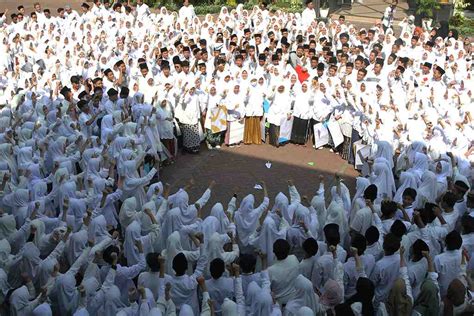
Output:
[435, 66, 445, 75]
[107, 88, 118, 97]
[60, 86, 71, 97]
[172, 56, 181, 65]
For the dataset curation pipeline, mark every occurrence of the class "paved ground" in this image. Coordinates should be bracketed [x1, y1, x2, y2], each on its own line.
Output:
[159, 143, 359, 212]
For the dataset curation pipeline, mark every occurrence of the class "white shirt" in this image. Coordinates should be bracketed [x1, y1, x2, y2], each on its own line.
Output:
[407, 258, 428, 299]
[206, 277, 234, 314]
[344, 254, 376, 298]
[301, 8, 316, 29]
[350, 207, 374, 235]
[365, 241, 384, 261]
[137, 272, 170, 301]
[370, 253, 400, 307]
[434, 249, 462, 297]
[433, 210, 458, 232]
[100, 253, 146, 304]
[268, 255, 299, 305]
[136, 3, 151, 18]
[169, 245, 206, 314]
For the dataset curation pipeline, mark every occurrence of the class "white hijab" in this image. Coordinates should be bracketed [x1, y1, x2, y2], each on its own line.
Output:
[416, 170, 438, 208]
[234, 194, 261, 246]
[210, 203, 231, 234]
[9, 285, 32, 316]
[371, 158, 396, 199]
[119, 197, 139, 229]
[104, 285, 127, 316]
[325, 201, 348, 239]
[285, 275, 320, 315]
[56, 273, 79, 315]
[251, 215, 286, 265]
[393, 171, 418, 203]
[124, 220, 153, 266]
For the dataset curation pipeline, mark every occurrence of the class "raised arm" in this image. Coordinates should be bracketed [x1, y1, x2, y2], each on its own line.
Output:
[287, 180, 301, 204]
[191, 238, 207, 279]
[399, 246, 413, 304]
[194, 180, 215, 208]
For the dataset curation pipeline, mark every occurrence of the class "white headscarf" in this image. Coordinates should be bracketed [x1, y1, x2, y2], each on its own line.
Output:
[9, 285, 32, 316]
[88, 215, 110, 243]
[371, 158, 396, 199]
[222, 298, 238, 316]
[124, 220, 152, 266]
[65, 230, 87, 266]
[234, 194, 261, 246]
[434, 160, 451, 196]
[210, 203, 231, 234]
[0, 268, 10, 302]
[119, 197, 139, 229]
[32, 303, 52, 316]
[285, 275, 320, 315]
[161, 231, 188, 275]
[206, 232, 231, 263]
[393, 171, 418, 203]
[408, 152, 429, 184]
[251, 215, 286, 265]
[104, 285, 127, 316]
[160, 207, 185, 249]
[374, 141, 394, 170]
[330, 183, 351, 217]
[56, 273, 80, 315]
[325, 201, 349, 239]
[416, 170, 438, 208]
[296, 306, 315, 316]
[201, 216, 220, 249]
[0, 214, 16, 240]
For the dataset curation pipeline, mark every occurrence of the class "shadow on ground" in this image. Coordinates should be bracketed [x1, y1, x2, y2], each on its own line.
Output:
[159, 143, 359, 214]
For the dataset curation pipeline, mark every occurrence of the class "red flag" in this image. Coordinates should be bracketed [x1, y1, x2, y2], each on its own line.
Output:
[295, 65, 310, 83]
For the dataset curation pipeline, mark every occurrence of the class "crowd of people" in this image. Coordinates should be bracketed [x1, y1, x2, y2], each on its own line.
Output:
[0, 0, 473, 315]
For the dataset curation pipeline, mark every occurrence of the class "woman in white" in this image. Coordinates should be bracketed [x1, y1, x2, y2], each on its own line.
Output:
[157, 99, 176, 160]
[434, 160, 451, 198]
[285, 275, 322, 315]
[370, 158, 396, 199]
[161, 231, 199, 275]
[209, 201, 236, 236]
[203, 86, 226, 149]
[267, 85, 291, 147]
[123, 216, 160, 266]
[414, 170, 438, 208]
[244, 77, 265, 145]
[9, 284, 46, 316]
[175, 84, 202, 153]
[350, 177, 371, 224]
[393, 171, 418, 204]
[224, 84, 247, 147]
[291, 81, 313, 145]
[234, 185, 269, 252]
[121, 153, 158, 207]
